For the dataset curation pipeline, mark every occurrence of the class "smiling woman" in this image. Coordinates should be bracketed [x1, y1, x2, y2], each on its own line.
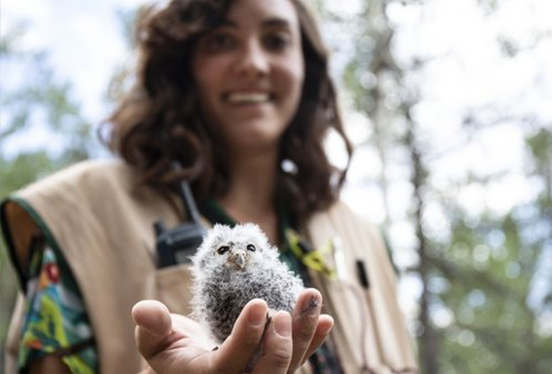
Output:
[192, 0, 305, 154]
[107, 0, 349, 225]
[1, 0, 418, 373]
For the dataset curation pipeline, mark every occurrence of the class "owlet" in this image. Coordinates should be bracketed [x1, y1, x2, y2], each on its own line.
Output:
[190, 223, 304, 343]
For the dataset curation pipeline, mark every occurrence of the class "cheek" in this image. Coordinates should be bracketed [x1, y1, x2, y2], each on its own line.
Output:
[282, 53, 304, 93]
[193, 56, 224, 105]
[276, 57, 305, 111]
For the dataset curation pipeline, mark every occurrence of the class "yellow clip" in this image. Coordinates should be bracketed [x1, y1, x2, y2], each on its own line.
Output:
[286, 229, 336, 279]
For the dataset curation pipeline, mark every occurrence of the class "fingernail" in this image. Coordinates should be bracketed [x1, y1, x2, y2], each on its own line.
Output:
[301, 294, 321, 317]
[274, 311, 291, 337]
[249, 301, 267, 326]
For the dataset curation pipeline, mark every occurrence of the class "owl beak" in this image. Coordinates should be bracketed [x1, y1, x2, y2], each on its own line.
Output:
[231, 249, 247, 269]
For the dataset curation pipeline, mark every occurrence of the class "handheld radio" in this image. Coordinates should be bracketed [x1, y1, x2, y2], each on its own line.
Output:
[154, 163, 207, 267]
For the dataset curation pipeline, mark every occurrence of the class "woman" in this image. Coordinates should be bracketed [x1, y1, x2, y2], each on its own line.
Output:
[1, 0, 418, 373]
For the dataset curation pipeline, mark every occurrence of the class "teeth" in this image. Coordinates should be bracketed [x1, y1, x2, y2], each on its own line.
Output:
[227, 92, 270, 104]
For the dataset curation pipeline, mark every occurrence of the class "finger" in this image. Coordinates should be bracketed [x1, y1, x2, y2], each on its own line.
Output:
[213, 299, 268, 374]
[287, 288, 322, 373]
[301, 314, 334, 366]
[251, 311, 293, 374]
[132, 300, 174, 360]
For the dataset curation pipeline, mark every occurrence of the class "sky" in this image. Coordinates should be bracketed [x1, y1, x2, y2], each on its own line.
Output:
[2, 0, 142, 122]
[2, 0, 552, 329]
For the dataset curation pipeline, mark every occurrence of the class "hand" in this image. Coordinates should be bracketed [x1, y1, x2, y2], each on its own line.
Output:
[132, 288, 333, 374]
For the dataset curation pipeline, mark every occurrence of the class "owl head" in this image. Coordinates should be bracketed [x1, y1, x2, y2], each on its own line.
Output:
[192, 223, 279, 272]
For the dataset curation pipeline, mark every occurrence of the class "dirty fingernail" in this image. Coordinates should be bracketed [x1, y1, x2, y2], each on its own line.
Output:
[302, 294, 321, 317]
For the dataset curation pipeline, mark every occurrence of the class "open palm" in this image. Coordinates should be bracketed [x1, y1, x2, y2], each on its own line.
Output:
[132, 288, 333, 374]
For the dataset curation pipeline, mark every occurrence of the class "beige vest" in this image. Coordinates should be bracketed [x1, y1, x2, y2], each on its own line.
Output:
[3, 159, 417, 374]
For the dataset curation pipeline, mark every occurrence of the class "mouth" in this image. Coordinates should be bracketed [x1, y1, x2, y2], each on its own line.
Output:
[223, 91, 275, 106]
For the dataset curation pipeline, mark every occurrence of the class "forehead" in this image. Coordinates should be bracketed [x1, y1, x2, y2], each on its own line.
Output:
[225, 0, 300, 29]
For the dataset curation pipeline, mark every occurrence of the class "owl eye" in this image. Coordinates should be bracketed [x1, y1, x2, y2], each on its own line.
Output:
[247, 244, 256, 252]
[217, 246, 230, 255]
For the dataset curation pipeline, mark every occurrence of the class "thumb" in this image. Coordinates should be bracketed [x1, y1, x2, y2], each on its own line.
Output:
[132, 300, 173, 359]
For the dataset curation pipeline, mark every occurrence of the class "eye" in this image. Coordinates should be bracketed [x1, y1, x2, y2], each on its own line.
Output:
[247, 244, 256, 252]
[202, 31, 236, 52]
[263, 33, 291, 52]
[217, 245, 230, 255]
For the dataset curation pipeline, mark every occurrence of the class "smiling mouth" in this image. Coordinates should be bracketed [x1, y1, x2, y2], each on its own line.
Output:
[224, 92, 274, 105]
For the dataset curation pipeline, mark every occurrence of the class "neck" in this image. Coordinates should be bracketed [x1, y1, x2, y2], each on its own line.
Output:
[219, 148, 280, 243]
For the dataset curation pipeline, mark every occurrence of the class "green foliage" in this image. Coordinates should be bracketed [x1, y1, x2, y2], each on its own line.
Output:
[527, 128, 552, 187]
[0, 22, 28, 56]
[1, 50, 94, 164]
[431, 205, 552, 373]
[337, 0, 552, 372]
[105, 7, 140, 104]
[0, 152, 59, 197]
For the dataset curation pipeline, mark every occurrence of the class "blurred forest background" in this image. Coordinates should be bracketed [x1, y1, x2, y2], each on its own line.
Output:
[1, 0, 551, 373]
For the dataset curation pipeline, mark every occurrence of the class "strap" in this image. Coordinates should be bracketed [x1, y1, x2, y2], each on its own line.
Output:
[285, 229, 336, 279]
[199, 199, 235, 226]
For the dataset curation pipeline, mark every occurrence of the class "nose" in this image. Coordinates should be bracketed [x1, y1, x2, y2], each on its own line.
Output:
[234, 41, 269, 77]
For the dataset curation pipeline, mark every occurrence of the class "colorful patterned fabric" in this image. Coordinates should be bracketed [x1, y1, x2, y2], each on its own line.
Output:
[19, 242, 98, 374]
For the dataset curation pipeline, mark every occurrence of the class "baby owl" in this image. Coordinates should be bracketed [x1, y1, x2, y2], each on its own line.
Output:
[190, 223, 304, 343]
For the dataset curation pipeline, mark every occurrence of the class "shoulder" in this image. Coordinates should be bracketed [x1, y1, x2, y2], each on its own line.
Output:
[309, 199, 375, 233]
[306, 199, 385, 257]
[30, 157, 134, 187]
[16, 158, 138, 200]
[6, 158, 147, 231]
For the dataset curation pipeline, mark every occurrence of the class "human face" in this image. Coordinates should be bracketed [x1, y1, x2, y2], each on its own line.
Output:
[192, 0, 305, 154]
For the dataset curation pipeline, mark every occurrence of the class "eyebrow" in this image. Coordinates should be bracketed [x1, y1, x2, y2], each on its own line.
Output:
[262, 18, 292, 29]
[219, 17, 293, 30]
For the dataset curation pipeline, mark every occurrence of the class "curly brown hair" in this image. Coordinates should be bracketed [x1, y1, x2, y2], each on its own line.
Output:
[104, 0, 353, 222]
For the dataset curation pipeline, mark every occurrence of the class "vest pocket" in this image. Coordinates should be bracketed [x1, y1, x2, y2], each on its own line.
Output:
[155, 264, 194, 316]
